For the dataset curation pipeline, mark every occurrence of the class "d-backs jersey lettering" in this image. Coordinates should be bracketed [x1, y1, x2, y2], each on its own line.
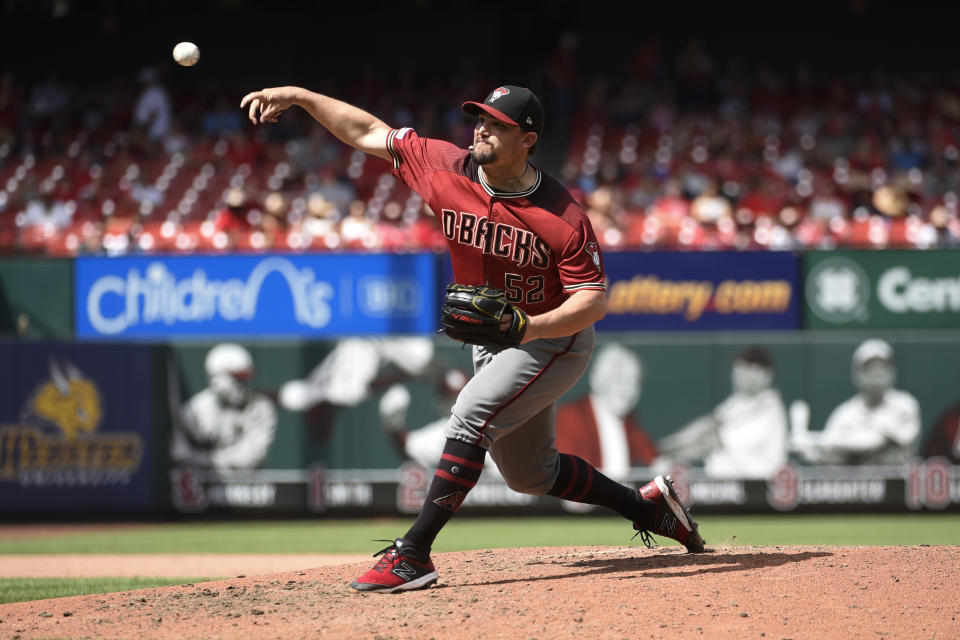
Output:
[387, 127, 605, 316]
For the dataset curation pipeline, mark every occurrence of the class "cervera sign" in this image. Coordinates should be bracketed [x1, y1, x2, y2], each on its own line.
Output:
[75, 254, 437, 338]
[805, 251, 960, 329]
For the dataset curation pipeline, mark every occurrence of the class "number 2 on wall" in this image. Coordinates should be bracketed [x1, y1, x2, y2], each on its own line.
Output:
[504, 274, 545, 305]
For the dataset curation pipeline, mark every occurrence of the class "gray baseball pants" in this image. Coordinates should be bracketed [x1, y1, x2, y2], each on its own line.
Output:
[443, 326, 595, 494]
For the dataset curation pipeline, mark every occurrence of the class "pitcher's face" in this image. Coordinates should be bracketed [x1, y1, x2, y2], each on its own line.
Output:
[472, 113, 535, 165]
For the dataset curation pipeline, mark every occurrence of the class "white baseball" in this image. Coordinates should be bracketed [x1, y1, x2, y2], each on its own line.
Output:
[172, 42, 200, 67]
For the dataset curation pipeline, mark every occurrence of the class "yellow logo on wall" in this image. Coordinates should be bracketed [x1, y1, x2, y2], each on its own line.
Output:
[0, 360, 143, 485]
[606, 276, 792, 322]
[31, 366, 103, 440]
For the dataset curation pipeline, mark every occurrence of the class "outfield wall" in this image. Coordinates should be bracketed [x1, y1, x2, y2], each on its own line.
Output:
[1, 250, 958, 516]
[1, 334, 958, 516]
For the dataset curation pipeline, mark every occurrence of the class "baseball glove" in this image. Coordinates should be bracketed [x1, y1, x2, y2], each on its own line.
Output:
[440, 284, 528, 351]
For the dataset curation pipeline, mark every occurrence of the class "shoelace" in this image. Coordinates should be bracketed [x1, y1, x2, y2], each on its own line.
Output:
[370, 540, 399, 573]
[631, 529, 657, 549]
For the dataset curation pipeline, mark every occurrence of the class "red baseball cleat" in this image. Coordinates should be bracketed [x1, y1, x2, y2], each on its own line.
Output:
[634, 475, 706, 553]
[350, 538, 438, 593]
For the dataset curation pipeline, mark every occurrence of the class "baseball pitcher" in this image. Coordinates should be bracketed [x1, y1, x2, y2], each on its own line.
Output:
[241, 83, 704, 593]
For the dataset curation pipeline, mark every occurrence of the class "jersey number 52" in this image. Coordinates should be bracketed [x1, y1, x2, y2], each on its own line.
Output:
[504, 273, 545, 305]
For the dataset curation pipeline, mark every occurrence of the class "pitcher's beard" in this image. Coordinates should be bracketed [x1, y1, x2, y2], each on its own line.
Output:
[471, 146, 496, 164]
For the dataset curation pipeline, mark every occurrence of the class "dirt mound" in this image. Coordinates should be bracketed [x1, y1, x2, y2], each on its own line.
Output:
[2, 545, 957, 639]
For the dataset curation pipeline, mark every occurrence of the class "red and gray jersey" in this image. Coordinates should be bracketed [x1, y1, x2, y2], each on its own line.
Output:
[387, 127, 605, 316]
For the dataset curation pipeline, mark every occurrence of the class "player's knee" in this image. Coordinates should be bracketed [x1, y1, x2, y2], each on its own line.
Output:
[443, 415, 486, 448]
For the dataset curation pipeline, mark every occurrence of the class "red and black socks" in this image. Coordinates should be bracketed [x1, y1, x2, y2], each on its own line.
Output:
[548, 453, 651, 525]
[402, 438, 486, 552]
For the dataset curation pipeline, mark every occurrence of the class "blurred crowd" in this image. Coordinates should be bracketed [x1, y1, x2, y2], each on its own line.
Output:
[2, 36, 960, 256]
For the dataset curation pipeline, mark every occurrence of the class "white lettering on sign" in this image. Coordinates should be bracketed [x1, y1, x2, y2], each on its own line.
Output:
[86, 257, 334, 334]
[689, 481, 747, 505]
[798, 479, 885, 504]
[325, 481, 374, 507]
[877, 267, 960, 313]
[358, 276, 421, 317]
[206, 483, 277, 507]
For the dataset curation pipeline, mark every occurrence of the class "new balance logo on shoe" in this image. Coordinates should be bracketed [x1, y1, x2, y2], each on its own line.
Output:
[632, 475, 706, 553]
[392, 562, 417, 581]
[350, 539, 440, 593]
[660, 513, 678, 536]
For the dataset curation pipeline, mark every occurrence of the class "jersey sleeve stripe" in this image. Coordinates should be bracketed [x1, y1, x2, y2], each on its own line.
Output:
[386, 128, 401, 170]
[563, 282, 606, 292]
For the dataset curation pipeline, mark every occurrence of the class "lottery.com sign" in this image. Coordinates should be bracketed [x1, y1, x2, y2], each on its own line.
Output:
[75, 254, 438, 338]
[597, 251, 801, 331]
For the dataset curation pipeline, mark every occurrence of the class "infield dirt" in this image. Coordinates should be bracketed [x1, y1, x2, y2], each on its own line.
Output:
[1, 545, 957, 639]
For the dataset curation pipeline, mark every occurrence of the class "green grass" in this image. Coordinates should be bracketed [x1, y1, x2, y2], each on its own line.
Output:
[1, 513, 957, 555]
[0, 514, 957, 604]
[0, 577, 210, 605]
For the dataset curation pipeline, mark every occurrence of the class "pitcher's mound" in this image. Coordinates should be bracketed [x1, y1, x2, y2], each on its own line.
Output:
[2, 545, 957, 639]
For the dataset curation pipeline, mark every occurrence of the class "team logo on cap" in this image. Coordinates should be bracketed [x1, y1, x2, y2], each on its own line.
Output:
[488, 87, 510, 103]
